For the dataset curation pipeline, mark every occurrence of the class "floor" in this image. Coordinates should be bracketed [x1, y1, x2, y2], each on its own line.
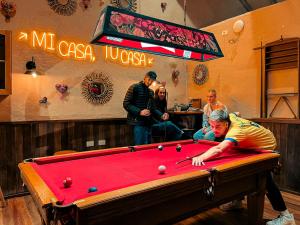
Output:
[0, 191, 299, 225]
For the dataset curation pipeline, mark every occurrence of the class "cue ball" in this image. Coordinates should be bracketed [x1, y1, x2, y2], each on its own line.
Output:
[88, 187, 98, 193]
[158, 145, 164, 151]
[158, 165, 166, 174]
[63, 177, 72, 188]
[176, 144, 182, 152]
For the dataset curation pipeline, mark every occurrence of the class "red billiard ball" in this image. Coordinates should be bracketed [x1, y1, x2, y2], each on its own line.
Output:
[158, 165, 166, 174]
[63, 177, 72, 188]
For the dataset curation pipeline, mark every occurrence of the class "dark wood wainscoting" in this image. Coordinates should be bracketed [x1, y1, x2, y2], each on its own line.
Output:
[252, 118, 300, 194]
[0, 118, 133, 197]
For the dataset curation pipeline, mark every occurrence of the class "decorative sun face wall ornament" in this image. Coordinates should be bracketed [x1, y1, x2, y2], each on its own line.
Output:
[47, 0, 77, 16]
[111, 0, 137, 12]
[81, 72, 113, 104]
[0, 0, 16, 22]
[193, 64, 209, 85]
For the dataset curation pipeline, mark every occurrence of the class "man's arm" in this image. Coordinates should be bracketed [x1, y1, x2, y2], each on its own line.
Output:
[192, 140, 234, 166]
[149, 91, 163, 119]
[123, 85, 142, 116]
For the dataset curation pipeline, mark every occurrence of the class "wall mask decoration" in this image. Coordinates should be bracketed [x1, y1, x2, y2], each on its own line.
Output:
[111, 0, 137, 12]
[160, 2, 167, 12]
[0, 0, 16, 22]
[79, 0, 91, 10]
[193, 64, 209, 86]
[81, 72, 113, 104]
[55, 83, 69, 98]
[169, 62, 179, 86]
[47, 0, 77, 16]
[99, 0, 105, 7]
[172, 70, 180, 87]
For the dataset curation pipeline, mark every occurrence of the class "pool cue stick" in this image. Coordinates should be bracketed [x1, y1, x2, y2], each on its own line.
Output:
[176, 152, 206, 164]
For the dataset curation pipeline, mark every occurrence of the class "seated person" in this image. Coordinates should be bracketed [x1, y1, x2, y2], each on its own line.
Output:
[152, 86, 183, 141]
[193, 89, 227, 141]
[192, 109, 296, 225]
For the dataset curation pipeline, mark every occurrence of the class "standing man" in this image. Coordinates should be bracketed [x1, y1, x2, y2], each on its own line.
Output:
[123, 71, 163, 145]
[192, 109, 295, 225]
[193, 89, 227, 141]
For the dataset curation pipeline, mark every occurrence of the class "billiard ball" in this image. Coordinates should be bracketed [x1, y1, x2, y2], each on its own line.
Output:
[63, 177, 72, 188]
[158, 165, 166, 174]
[176, 144, 182, 152]
[158, 145, 164, 151]
[88, 187, 98, 193]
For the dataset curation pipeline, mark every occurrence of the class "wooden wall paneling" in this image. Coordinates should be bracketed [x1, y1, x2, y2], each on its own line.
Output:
[67, 122, 76, 151]
[93, 122, 100, 149]
[36, 122, 48, 157]
[120, 123, 132, 147]
[14, 125, 25, 193]
[82, 122, 94, 151]
[0, 124, 8, 195]
[286, 124, 300, 192]
[74, 122, 83, 151]
[60, 122, 68, 151]
[53, 122, 63, 153]
[278, 123, 288, 187]
[114, 122, 121, 147]
[7, 124, 16, 195]
[46, 122, 54, 155]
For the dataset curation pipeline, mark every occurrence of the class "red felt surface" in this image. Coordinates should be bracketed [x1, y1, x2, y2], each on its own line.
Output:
[30, 140, 269, 205]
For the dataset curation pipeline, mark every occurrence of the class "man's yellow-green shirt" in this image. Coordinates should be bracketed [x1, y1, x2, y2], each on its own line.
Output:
[225, 113, 276, 150]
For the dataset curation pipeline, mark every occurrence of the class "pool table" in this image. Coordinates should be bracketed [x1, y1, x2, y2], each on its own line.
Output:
[19, 140, 279, 225]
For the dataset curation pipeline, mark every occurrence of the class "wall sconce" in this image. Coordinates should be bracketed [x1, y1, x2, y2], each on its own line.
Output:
[233, 19, 245, 33]
[24, 57, 39, 77]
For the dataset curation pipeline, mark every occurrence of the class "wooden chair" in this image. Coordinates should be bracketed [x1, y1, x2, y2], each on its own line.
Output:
[190, 98, 201, 109]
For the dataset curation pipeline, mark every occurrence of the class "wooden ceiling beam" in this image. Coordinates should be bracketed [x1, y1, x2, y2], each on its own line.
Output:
[238, 0, 252, 11]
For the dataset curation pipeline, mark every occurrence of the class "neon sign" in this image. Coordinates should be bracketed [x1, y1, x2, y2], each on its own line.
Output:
[104, 46, 154, 67]
[18, 30, 96, 62]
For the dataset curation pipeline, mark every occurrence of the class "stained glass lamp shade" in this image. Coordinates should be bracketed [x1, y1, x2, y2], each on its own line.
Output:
[91, 6, 223, 61]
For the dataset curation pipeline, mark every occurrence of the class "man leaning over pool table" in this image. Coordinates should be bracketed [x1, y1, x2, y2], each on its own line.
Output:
[192, 110, 295, 225]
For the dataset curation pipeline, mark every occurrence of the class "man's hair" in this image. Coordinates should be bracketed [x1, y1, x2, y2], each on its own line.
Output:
[146, 71, 157, 80]
[209, 109, 229, 122]
[208, 89, 217, 96]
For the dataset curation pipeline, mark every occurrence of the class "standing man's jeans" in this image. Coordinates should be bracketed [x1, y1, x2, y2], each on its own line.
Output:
[133, 125, 151, 145]
[152, 121, 183, 141]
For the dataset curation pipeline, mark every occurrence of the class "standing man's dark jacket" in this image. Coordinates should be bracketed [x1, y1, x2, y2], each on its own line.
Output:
[123, 81, 162, 125]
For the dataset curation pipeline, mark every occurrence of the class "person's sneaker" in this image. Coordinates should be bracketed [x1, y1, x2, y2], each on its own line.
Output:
[266, 213, 296, 225]
[219, 200, 243, 211]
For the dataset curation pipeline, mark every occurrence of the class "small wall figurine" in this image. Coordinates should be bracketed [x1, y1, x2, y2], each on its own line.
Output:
[55, 84, 68, 98]
[79, 0, 91, 10]
[161, 2, 167, 12]
[39, 97, 48, 104]
[172, 70, 180, 86]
